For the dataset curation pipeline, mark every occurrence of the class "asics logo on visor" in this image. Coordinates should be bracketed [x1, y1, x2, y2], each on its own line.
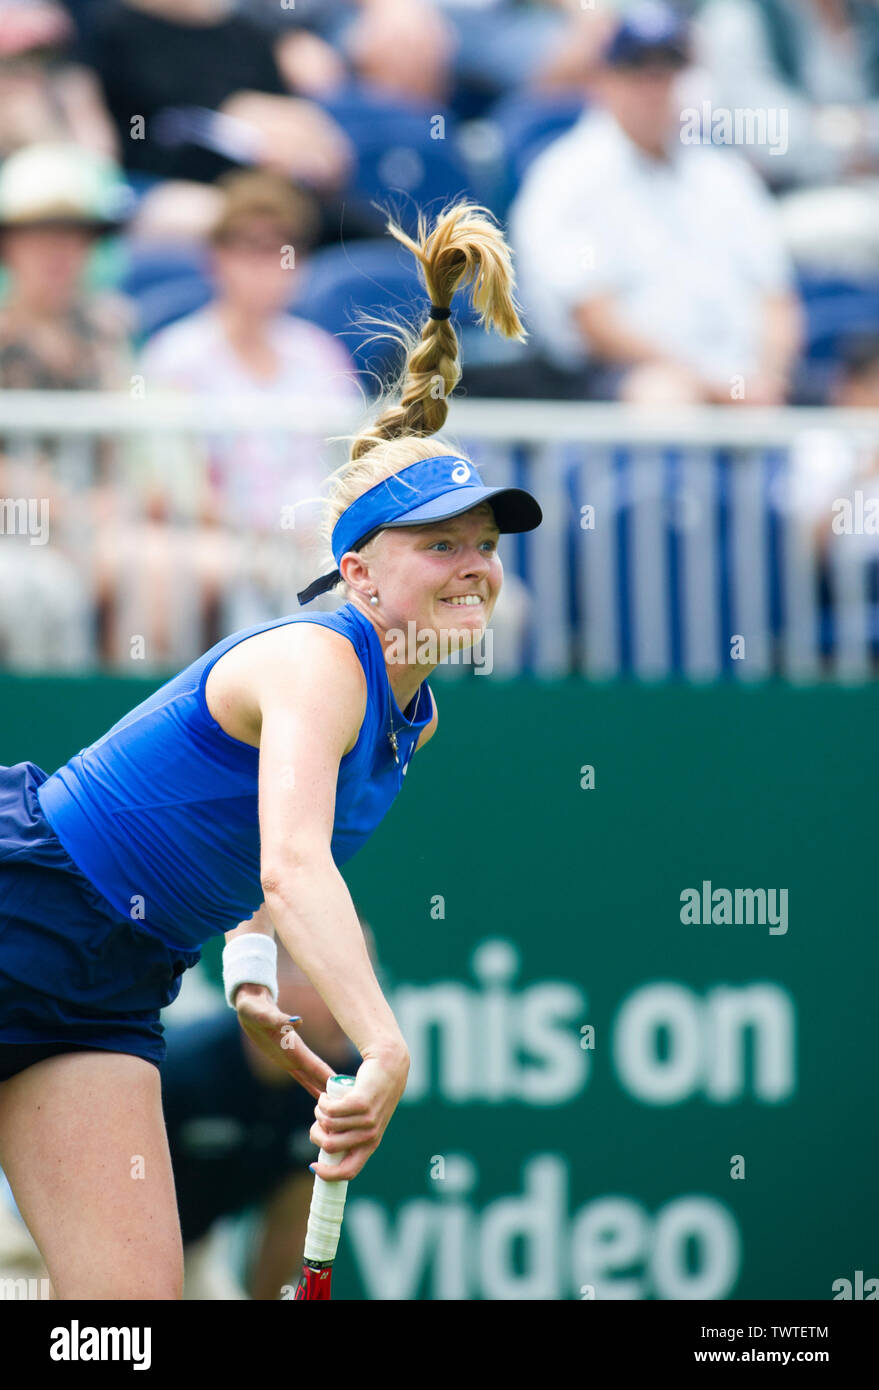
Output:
[451, 462, 471, 483]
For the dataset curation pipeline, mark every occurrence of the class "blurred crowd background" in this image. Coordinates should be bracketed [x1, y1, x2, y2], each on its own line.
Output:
[0, 0, 878, 673]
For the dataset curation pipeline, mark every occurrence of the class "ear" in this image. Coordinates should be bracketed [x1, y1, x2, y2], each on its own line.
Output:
[339, 550, 372, 590]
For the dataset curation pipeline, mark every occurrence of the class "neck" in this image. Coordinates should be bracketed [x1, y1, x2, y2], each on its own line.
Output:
[351, 597, 438, 712]
[610, 108, 672, 162]
[628, 129, 670, 162]
[7, 286, 74, 321]
[216, 300, 269, 346]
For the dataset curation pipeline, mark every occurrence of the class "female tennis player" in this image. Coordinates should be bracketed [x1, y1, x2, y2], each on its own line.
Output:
[0, 200, 542, 1299]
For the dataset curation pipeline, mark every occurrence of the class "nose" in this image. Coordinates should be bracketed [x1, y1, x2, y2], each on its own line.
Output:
[460, 548, 493, 579]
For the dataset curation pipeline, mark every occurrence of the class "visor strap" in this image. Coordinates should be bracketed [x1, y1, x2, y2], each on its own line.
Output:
[296, 569, 341, 605]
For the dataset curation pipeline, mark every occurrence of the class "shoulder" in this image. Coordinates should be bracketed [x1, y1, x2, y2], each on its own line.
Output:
[278, 313, 360, 378]
[210, 618, 369, 755]
[248, 617, 367, 698]
[415, 685, 438, 751]
[511, 113, 623, 227]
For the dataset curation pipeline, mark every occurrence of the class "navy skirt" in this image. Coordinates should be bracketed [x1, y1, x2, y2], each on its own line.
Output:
[0, 762, 201, 1080]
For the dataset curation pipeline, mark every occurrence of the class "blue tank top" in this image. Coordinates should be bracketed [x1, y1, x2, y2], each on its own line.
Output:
[37, 602, 433, 951]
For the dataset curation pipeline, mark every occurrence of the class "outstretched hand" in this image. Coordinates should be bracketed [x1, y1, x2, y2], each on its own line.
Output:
[234, 983, 335, 1100]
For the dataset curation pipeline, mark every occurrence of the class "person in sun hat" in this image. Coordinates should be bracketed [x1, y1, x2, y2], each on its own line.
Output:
[0, 198, 542, 1298]
[0, 140, 134, 388]
[0, 142, 135, 673]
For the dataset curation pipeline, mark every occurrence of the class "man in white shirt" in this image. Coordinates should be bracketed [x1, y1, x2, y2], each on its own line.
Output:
[510, 0, 804, 404]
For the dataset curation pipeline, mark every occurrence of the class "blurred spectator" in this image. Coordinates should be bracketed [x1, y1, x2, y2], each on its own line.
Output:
[0, 141, 133, 672]
[0, 0, 118, 158]
[75, 0, 353, 192]
[246, 0, 454, 104]
[781, 330, 879, 672]
[252, 0, 602, 109]
[510, 1, 804, 403]
[0, 140, 133, 389]
[696, 1, 879, 275]
[138, 169, 361, 630]
[787, 331, 879, 553]
[696, 0, 879, 188]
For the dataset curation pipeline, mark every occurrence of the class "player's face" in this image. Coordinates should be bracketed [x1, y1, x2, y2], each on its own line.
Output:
[373, 503, 502, 649]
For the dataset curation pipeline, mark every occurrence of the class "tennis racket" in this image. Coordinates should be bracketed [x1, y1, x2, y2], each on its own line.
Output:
[294, 1073, 356, 1301]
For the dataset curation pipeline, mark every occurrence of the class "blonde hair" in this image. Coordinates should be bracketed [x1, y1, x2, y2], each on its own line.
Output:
[309, 200, 527, 593]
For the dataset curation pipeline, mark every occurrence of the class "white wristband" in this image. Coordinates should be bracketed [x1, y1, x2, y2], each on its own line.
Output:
[223, 933, 278, 1009]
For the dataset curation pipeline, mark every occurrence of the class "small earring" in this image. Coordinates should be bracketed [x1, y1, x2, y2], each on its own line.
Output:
[369, 593, 379, 606]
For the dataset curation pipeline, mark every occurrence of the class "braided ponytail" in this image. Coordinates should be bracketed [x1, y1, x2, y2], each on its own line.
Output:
[315, 199, 527, 585]
[348, 200, 526, 459]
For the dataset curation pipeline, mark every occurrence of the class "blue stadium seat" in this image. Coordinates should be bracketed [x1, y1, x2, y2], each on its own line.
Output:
[293, 238, 486, 386]
[130, 275, 214, 341]
[319, 85, 475, 240]
[797, 272, 879, 362]
[121, 244, 209, 299]
[484, 90, 586, 215]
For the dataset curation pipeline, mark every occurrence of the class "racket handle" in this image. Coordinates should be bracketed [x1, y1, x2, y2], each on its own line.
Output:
[303, 1074, 356, 1264]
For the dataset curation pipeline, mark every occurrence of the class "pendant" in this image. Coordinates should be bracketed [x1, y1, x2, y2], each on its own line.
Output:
[388, 729, 400, 765]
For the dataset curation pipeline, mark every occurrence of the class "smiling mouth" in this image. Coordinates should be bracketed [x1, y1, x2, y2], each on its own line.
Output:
[438, 594, 484, 607]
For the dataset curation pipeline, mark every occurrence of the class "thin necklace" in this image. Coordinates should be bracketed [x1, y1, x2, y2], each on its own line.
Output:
[385, 666, 401, 765]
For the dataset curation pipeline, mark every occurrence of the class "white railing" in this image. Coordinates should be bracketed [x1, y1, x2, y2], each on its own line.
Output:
[0, 393, 877, 681]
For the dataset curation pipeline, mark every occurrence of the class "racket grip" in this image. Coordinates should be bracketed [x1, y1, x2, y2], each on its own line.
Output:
[303, 1074, 356, 1264]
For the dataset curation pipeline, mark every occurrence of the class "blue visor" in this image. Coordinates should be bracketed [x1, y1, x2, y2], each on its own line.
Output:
[297, 454, 542, 605]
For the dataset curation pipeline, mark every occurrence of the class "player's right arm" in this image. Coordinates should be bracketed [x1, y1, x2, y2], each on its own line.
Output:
[249, 623, 410, 1181]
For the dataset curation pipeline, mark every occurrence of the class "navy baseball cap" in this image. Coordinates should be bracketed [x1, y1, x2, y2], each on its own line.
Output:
[604, 1, 691, 69]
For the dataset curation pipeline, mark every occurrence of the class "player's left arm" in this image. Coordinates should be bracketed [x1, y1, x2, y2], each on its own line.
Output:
[414, 687, 438, 751]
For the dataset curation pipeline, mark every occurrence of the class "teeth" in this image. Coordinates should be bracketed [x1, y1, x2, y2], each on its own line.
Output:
[442, 595, 482, 606]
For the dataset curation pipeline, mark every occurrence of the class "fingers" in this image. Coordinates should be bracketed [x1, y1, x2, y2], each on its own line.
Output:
[310, 1104, 380, 1158]
[309, 1151, 369, 1183]
[313, 1101, 375, 1133]
[237, 1004, 335, 1099]
[310, 1122, 376, 1156]
[285, 1038, 336, 1100]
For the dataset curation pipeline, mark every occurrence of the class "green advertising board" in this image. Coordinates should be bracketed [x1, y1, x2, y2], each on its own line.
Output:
[1, 673, 876, 1300]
